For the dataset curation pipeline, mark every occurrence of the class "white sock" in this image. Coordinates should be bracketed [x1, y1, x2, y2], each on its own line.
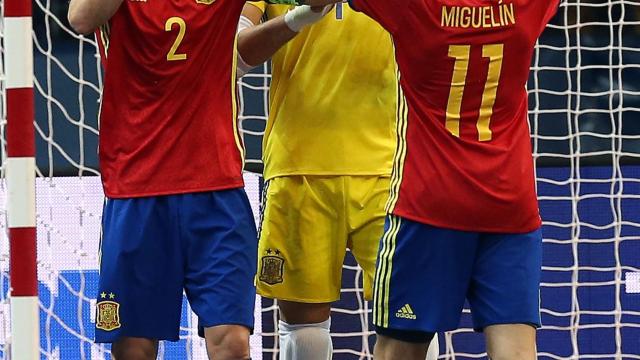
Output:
[279, 318, 332, 360]
[426, 334, 440, 360]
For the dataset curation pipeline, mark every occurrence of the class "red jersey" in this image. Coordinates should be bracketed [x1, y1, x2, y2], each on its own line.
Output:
[349, 0, 560, 233]
[97, 0, 245, 198]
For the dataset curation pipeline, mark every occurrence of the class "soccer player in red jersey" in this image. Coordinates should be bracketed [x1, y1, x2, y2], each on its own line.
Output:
[333, 1, 560, 359]
[68, 0, 258, 358]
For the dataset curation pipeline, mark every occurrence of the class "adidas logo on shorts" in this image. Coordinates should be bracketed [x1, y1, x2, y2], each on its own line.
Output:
[396, 304, 417, 320]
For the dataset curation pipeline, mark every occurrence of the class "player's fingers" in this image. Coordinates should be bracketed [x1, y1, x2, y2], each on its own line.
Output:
[311, 4, 334, 14]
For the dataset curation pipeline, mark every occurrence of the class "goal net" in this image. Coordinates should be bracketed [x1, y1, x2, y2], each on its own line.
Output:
[1, 0, 640, 359]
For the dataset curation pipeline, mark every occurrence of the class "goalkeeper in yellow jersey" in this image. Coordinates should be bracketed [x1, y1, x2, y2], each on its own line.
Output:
[237, 3, 438, 359]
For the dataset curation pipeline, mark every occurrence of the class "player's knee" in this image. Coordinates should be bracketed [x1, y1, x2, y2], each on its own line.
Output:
[205, 325, 250, 360]
[206, 337, 250, 360]
[487, 343, 536, 360]
[488, 349, 535, 360]
[485, 324, 536, 360]
[374, 331, 435, 360]
[487, 337, 536, 360]
[279, 301, 331, 324]
[111, 340, 157, 360]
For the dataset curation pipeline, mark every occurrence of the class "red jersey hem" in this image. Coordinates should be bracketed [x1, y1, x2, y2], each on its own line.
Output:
[103, 180, 245, 199]
[391, 209, 542, 235]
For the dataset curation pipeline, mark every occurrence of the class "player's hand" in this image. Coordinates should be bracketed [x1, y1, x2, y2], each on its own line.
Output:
[310, 5, 333, 12]
[284, 5, 334, 32]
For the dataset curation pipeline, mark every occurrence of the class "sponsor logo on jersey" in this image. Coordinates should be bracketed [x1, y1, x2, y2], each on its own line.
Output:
[96, 292, 121, 331]
[196, 0, 216, 4]
[259, 249, 285, 285]
[395, 304, 417, 320]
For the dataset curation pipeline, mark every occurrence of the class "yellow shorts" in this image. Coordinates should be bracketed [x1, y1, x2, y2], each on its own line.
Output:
[256, 175, 390, 303]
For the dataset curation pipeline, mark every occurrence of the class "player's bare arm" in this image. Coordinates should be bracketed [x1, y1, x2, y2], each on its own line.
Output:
[237, 4, 331, 72]
[68, 0, 123, 35]
[237, 4, 297, 70]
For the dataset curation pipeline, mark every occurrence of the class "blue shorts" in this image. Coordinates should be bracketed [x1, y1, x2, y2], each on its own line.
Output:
[373, 215, 542, 334]
[95, 189, 258, 343]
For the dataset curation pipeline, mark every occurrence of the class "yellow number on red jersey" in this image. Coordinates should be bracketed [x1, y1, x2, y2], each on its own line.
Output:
[446, 44, 504, 142]
[165, 17, 188, 61]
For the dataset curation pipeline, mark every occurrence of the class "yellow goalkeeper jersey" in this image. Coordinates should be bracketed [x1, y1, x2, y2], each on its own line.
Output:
[249, 2, 397, 180]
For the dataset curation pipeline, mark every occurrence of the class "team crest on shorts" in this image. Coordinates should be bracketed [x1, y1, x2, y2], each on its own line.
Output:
[260, 249, 285, 285]
[96, 295, 121, 331]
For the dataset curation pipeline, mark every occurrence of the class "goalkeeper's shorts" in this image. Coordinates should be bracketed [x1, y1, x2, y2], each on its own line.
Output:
[94, 189, 258, 343]
[256, 175, 390, 303]
[373, 214, 542, 335]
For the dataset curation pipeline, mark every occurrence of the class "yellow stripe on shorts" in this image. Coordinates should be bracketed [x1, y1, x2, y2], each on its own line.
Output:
[374, 215, 401, 327]
[373, 216, 394, 325]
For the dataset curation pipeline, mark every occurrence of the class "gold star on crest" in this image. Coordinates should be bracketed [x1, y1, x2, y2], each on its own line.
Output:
[100, 292, 107, 299]
[109, 293, 115, 299]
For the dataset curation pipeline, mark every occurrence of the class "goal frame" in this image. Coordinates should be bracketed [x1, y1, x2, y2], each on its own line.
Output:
[4, 0, 39, 358]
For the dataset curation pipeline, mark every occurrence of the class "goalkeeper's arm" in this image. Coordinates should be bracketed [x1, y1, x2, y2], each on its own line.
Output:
[236, 3, 332, 77]
[68, 0, 123, 35]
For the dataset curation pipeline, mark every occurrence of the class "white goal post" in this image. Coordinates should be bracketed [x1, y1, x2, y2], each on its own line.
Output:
[3, 0, 39, 359]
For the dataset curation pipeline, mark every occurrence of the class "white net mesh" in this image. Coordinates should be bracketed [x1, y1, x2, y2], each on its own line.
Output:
[0, 0, 639, 359]
[526, 1, 640, 358]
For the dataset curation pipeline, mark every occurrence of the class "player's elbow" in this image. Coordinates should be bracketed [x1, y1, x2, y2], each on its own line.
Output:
[68, 10, 96, 35]
[236, 39, 263, 69]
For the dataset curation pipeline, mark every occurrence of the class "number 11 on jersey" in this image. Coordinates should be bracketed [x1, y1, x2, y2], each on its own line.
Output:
[445, 44, 504, 142]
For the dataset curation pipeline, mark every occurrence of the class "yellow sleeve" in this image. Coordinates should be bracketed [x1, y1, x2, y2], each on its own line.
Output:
[248, 1, 266, 12]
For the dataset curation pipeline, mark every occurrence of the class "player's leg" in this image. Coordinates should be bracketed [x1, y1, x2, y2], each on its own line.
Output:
[468, 229, 543, 360]
[180, 189, 258, 360]
[375, 334, 439, 360]
[485, 324, 537, 360]
[111, 338, 158, 360]
[374, 333, 434, 360]
[203, 325, 251, 360]
[372, 215, 478, 360]
[278, 301, 333, 360]
[95, 197, 185, 358]
[347, 176, 440, 359]
[256, 176, 347, 360]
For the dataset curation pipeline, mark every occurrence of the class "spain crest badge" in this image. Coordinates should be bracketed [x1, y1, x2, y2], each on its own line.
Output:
[259, 249, 285, 285]
[96, 301, 121, 331]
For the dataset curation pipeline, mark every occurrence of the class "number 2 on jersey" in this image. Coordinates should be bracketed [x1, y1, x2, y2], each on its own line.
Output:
[446, 44, 504, 142]
[165, 17, 187, 61]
